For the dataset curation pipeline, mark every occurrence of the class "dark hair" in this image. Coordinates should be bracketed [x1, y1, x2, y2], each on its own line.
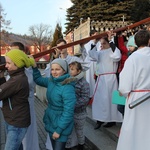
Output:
[90, 29, 98, 36]
[56, 39, 66, 45]
[134, 30, 150, 47]
[100, 36, 109, 43]
[11, 42, 25, 51]
[69, 61, 82, 71]
[25, 46, 31, 55]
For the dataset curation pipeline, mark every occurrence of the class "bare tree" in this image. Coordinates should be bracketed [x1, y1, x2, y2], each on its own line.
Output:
[29, 23, 53, 52]
[0, 3, 11, 50]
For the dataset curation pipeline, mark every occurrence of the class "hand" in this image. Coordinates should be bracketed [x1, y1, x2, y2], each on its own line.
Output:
[53, 48, 60, 58]
[92, 32, 99, 44]
[80, 43, 85, 48]
[0, 70, 5, 78]
[52, 132, 60, 140]
[28, 55, 37, 68]
[107, 30, 115, 41]
[119, 92, 123, 96]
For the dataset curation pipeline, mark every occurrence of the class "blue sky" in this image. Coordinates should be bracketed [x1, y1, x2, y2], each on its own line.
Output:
[1, 0, 73, 35]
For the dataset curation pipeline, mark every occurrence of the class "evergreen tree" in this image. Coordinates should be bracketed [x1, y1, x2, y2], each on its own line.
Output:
[51, 23, 63, 47]
[65, 0, 136, 33]
[102, 0, 135, 21]
[130, 0, 150, 22]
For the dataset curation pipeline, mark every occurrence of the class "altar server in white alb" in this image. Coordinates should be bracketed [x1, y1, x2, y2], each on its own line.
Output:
[82, 29, 101, 98]
[89, 31, 123, 129]
[117, 30, 150, 150]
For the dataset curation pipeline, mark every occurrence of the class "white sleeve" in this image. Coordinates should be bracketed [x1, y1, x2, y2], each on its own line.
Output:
[88, 46, 99, 61]
[84, 40, 95, 53]
[119, 58, 134, 97]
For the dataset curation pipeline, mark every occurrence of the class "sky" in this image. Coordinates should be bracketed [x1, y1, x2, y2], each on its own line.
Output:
[1, 0, 73, 35]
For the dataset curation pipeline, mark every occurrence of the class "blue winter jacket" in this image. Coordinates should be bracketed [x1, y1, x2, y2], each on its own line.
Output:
[33, 67, 76, 142]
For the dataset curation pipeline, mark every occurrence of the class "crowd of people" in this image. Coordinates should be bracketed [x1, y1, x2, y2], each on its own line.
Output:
[0, 25, 150, 150]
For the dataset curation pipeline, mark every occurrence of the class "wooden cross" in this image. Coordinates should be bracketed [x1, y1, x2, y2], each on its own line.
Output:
[121, 15, 126, 23]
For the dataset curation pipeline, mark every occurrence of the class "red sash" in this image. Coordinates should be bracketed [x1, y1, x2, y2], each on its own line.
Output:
[128, 90, 150, 98]
[88, 72, 116, 105]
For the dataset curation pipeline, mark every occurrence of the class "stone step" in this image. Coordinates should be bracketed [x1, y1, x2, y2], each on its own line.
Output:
[84, 106, 122, 150]
[84, 120, 117, 150]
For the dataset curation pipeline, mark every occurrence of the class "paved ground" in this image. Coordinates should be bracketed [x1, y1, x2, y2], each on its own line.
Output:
[35, 97, 48, 150]
[0, 97, 92, 150]
[0, 97, 48, 150]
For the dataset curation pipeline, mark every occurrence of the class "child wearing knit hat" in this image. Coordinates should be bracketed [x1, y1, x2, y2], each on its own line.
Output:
[8, 44, 40, 150]
[5, 49, 34, 70]
[0, 49, 34, 150]
[32, 58, 76, 150]
[126, 35, 138, 56]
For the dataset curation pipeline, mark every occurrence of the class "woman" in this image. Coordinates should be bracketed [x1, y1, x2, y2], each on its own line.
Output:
[32, 58, 76, 150]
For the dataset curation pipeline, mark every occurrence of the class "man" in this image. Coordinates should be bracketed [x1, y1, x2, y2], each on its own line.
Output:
[117, 30, 150, 150]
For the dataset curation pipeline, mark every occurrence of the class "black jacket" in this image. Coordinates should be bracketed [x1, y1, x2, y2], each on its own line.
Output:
[0, 68, 31, 128]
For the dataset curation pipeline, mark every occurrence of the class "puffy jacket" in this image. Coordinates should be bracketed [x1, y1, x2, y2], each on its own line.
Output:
[73, 71, 90, 112]
[33, 67, 76, 142]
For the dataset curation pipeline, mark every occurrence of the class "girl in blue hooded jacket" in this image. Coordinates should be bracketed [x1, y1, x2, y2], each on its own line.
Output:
[32, 58, 76, 150]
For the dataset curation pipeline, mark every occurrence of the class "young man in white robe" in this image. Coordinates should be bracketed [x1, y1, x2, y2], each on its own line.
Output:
[88, 31, 123, 129]
[117, 30, 150, 150]
[82, 29, 101, 98]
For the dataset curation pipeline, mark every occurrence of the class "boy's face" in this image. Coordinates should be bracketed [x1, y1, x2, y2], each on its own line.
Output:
[5, 56, 18, 71]
[100, 39, 109, 50]
[57, 42, 67, 54]
[69, 65, 80, 77]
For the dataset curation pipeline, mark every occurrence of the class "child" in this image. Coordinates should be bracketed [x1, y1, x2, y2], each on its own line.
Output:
[10, 42, 40, 150]
[126, 35, 138, 56]
[89, 31, 123, 129]
[65, 61, 90, 150]
[32, 58, 76, 150]
[0, 49, 34, 150]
